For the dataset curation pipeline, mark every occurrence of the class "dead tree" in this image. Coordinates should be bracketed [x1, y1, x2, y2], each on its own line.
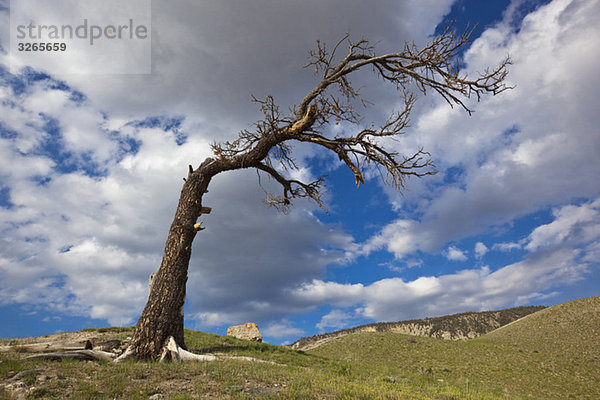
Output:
[124, 27, 511, 360]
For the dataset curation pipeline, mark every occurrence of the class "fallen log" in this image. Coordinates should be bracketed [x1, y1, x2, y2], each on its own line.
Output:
[25, 349, 117, 362]
[1, 338, 122, 354]
[0, 340, 91, 353]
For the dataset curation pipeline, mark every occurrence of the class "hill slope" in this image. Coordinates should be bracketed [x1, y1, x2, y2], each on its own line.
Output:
[292, 305, 545, 350]
[309, 296, 600, 399]
[0, 326, 512, 399]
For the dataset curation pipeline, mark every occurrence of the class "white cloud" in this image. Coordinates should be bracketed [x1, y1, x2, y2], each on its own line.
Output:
[581, 240, 600, 264]
[316, 309, 355, 331]
[526, 200, 600, 251]
[0, 61, 371, 335]
[262, 319, 304, 340]
[491, 200, 600, 256]
[492, 241, 524, 252]
[474, 242, 489, 259]
[361, 0, 600, 261]
[294, 192, 599, 323]
[293, 245, 587, 323]
[1, 0, 454, 124]
[444, 245, 468, 261]
[290, 280, 364, 310]
[360, 219, 433, 259]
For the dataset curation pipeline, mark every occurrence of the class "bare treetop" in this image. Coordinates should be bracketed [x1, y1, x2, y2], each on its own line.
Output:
[209, 26, 511, 212]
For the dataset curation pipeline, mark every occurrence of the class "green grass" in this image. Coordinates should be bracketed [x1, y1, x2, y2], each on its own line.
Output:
[0, 329, 496, 399]
[1, 296, 597, 399]
[310, 296, 600, 399]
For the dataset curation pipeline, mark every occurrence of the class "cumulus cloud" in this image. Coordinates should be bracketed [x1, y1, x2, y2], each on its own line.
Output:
[293, 245, 588, 322]
[261, 319, 304, 341]
[444, 245, 468, 261]
[360, 219, 433, 259]
[1, 125, 356, 328]
[361, 0, 600, 261]
[316, 309, 356, 331]
[492, 241, 524, 252]
[474, 242, 489, 259]
[0, 75, 210, 324]
[0, 67, 358, 326]
[526, 200, 600, 251]
[2, 0, 453, 123]
[292, 195, 600, 324]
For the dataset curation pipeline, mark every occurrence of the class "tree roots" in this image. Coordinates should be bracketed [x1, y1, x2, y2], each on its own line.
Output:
[18, 336, 278, 364]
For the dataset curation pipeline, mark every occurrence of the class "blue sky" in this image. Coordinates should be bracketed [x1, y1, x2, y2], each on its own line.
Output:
[0, 0, 599, 344]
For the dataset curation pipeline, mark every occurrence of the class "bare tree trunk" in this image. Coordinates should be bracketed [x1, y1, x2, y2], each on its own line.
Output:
[127, 165, 212, 359]
[125, 142, 281, 360]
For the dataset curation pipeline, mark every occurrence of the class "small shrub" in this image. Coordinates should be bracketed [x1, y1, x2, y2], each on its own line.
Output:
[0, 358, 28, 378]
[22, 371, 38, 386]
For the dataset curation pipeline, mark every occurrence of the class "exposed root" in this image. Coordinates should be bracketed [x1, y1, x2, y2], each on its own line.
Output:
[224, 355, 280, 365]
[160, 337, 217, 362]
[13, 336, 280, 365]
[113, 345, 136, 362]
[159, 337, 280, 364]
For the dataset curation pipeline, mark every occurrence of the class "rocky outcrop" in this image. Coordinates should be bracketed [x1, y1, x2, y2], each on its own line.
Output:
[291, 306, 545, 350]
[227, 323, 262, 342]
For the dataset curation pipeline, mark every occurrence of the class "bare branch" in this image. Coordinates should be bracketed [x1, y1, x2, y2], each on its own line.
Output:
[254, 162, 326, 213]
[200, 25, 510, 210]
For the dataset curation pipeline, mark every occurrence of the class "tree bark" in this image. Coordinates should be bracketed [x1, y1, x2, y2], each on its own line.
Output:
[127, 164, 212, 359]
[126, 139, 286, 360]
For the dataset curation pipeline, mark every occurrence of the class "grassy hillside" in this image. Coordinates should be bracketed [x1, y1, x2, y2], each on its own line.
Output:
[1, 328, 502, 399]
[309, 296, 600, 399]
[292, 305, 545, 350]
[1, 296, 597, 399]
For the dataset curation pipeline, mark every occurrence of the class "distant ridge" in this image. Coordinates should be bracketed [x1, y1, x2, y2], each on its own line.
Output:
[291, 305, 545, 350]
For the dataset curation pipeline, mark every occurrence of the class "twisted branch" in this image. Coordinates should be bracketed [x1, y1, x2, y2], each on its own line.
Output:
[201, 25, 510, 210]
